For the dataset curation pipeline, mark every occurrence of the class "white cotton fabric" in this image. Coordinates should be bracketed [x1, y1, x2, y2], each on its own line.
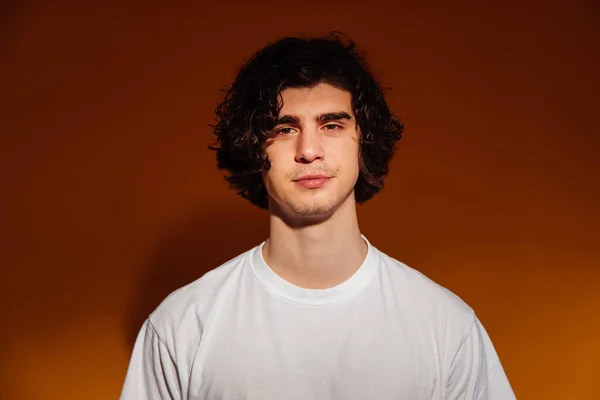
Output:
[121, 237, 516, 399]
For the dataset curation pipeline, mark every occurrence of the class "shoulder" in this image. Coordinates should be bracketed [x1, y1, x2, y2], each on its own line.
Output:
[147, 247, 253, 342]
[376, 249, 476, 333]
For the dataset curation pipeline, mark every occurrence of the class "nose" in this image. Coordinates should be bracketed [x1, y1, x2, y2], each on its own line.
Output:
[294, 127, 324, 164]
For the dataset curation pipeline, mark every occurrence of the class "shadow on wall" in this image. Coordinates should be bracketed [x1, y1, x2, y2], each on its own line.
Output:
[0, 0, 29, 55]
[125, 202, 269, 348]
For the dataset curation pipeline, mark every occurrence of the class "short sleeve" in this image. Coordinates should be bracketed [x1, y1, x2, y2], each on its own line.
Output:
[120, 320, 182, 400]
[446, 317, 516, 400]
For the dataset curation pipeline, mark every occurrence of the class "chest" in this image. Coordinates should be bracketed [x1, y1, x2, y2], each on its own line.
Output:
[189, 299, 444, 400]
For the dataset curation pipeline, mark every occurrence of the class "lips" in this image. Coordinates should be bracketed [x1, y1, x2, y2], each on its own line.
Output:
[294, 175, 330, 181]
[293, 175, 332, 189]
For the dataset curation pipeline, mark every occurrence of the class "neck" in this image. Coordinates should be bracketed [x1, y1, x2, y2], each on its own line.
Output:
[262, 196, 368, 289]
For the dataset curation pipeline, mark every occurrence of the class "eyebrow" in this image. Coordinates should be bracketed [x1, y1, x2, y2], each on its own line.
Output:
[318, 112, 353, 122]
[274, 111, 353, 126]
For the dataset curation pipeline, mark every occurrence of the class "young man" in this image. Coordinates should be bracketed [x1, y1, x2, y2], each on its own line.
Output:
[121, 33, 516, 399]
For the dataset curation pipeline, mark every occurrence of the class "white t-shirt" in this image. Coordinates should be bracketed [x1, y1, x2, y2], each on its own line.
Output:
[121, 237, 515, 399]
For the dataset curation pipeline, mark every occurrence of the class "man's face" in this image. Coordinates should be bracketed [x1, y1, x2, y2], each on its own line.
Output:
[262, 83, 360, 220]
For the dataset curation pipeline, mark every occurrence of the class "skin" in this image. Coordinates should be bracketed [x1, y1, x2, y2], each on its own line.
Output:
[261, 83, 368, 290]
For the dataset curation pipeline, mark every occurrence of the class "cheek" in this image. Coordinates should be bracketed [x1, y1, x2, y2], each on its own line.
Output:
[265, 155, 285, 179]
[264, 144, 288, 171]
[339, 141, 361, 175]
[262, 156, 288, 194]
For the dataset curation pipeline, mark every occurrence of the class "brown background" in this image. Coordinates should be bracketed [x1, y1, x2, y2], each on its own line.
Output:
[1, 1, 599, 399]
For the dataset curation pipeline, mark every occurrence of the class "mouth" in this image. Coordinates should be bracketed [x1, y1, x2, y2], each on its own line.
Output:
[293, 175, 332, 189]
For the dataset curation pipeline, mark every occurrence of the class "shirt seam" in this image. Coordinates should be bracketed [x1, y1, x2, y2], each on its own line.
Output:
[446, 313, 477, 397]
[147, 319, 177, 364]
[248, 244, 377, 307]
[187, 325, 203, 398]
[248, 262, 352, 307]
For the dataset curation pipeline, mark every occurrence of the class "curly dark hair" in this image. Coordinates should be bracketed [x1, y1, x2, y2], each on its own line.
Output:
[210, 32, 403, 210]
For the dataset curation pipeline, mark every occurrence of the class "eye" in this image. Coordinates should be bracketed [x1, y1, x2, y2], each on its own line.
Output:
[275, 127, 295, 135]
[323, 124, 342, 131]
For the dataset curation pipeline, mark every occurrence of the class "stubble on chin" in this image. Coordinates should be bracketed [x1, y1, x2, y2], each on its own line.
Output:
[289, 199, 337, 217]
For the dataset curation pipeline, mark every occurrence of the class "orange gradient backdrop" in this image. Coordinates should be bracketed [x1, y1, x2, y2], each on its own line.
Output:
[1, 1, 598, 399]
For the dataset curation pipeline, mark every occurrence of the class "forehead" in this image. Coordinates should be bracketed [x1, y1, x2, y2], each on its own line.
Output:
[278, 83, 353, 116]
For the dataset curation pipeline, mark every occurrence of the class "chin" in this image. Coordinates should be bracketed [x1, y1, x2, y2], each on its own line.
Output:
[291, 203, 337, 217]
[278, 203, 336, 227]
[287, 192, 343, 216]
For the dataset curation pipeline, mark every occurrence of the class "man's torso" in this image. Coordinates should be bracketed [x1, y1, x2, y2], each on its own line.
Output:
[147, 241, 475, 399]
